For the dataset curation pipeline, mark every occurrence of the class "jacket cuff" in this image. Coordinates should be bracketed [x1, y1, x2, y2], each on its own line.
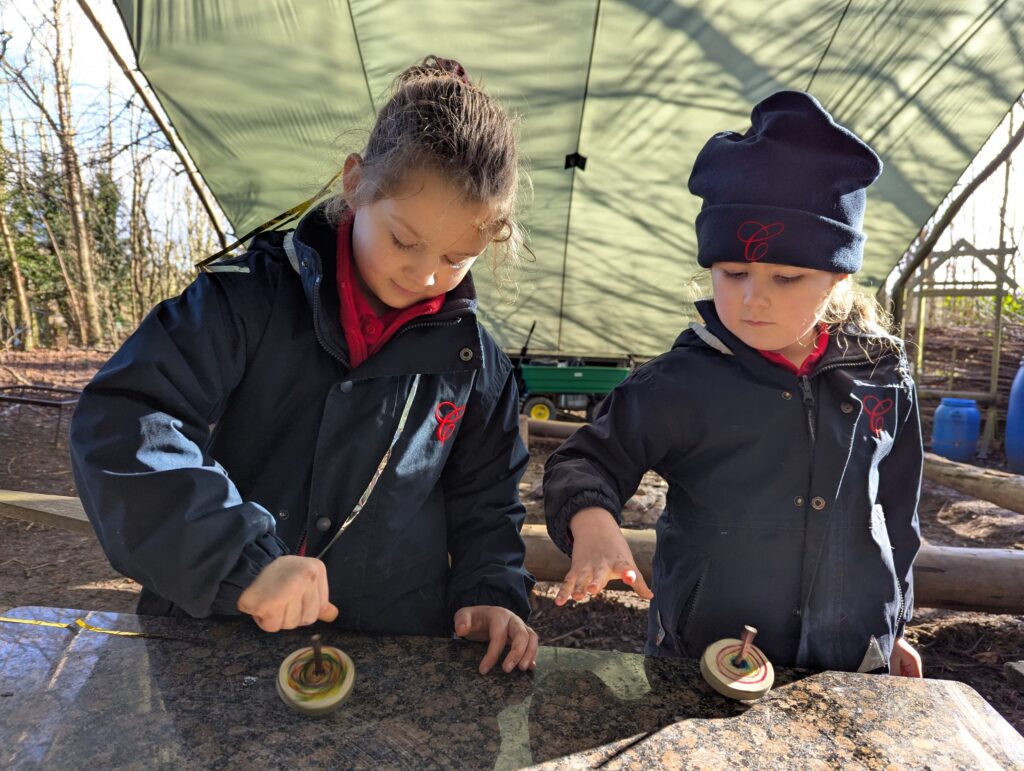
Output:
[209, 531, 290, 616]
[547, 490, 621, 557]
[452, 582, 532, 623]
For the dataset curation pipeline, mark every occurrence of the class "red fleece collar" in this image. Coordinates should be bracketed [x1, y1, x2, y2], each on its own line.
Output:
[757, 325, 829, 376]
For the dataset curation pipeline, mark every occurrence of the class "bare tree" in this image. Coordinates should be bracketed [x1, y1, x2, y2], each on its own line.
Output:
[49, 0, 101, 343]
[0, 1, 104, 343]
[0, 105, 35, 350]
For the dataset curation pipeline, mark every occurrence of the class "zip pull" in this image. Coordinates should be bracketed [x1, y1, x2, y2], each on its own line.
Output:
[799, 376, 816, 444]
[798, 376, 814, 405]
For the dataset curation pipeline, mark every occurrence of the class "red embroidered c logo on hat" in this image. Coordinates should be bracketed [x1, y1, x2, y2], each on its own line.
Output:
[435, 401, 466, 443]
[736, 220, 785, 262]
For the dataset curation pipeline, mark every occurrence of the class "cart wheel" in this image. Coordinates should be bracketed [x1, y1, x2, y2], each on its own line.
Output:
[524, 397, 556, 421]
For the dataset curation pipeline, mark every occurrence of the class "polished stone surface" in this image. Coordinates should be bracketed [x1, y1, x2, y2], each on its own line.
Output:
[1, 607, 1021, 769]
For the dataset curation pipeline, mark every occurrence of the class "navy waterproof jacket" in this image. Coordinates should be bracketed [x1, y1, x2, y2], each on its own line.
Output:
[545, 300, 922, 673]
[70, 208, 534, 635]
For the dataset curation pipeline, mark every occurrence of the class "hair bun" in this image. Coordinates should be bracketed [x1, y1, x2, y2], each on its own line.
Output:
[398, 55, 471, 86]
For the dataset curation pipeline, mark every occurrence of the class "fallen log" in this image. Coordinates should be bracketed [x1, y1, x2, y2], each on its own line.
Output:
[0, 489, 93, 535]
[4, 490, 1019, 614]
[923, 452, 1024, 516]
[530, 426, 1024, 516]
[520, 524, 1024, 615]
[527, 418, 582, 440]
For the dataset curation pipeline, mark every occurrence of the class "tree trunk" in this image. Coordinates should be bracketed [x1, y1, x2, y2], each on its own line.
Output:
[924, 452, 1024, 516]
[40, 213, 85, 342]
[52, 0, 102, 344]
[129, 155, 145, 325]
[0, 102, 35, 349]
[0, 205, 34, 350]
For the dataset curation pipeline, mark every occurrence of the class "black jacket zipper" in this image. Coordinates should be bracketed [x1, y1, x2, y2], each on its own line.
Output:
[799, 375, 816, 448]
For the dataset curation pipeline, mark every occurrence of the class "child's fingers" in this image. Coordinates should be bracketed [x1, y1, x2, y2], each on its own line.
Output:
[318, 567, 330, 611]
[502, 621, 530, 673]
[554, 571, 578, 606]
[478, 616, 508, 675]
[902, 645, 923, 678]
[519, 628, 539, 671]
[282, 597, 304, 630]
[453, 606, 477, 638]
[254, 606, 284, 633]
[624, 567, 654, 599]
[572, 566, 595, 600]
[318, 601, 339, 623]
[299, 589, 320, 627]
[585, 564, 613, 595]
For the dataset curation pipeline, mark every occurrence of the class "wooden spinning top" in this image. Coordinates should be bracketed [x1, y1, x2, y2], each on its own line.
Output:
[277, 634, 355, 716]
[700, 625, 774, 701]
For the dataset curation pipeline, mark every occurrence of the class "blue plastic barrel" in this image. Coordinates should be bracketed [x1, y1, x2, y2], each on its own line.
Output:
[1005, 357, 1024, 473]
[931, 398, 981, 463]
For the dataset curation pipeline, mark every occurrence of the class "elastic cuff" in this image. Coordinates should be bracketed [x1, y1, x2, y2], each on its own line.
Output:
[547, 490, 620, 557]
[452, 583, 531, 623]
[210, 531, 290, 616]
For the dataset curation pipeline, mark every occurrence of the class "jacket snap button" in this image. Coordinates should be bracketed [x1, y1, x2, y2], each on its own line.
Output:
[459, 347, 474, 362]
[781, 391, 792, 400]
[339, 381, 353, 393]
[793, 607, 802, 618]
[794, 496, 804, 507]
[278, 509, 289, 520]
[300, 259, 309, 270]
[811, 496, 827, 511]
[841, 402, 854, 413]
[315, 516, 332, 532]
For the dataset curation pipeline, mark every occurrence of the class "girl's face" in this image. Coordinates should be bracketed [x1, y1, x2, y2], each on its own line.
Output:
[711, 262, 847, 365]
[344, 157, 495, 313]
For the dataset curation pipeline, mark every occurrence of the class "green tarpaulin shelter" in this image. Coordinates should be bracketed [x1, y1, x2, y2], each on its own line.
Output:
[107, 0, 1024, 356]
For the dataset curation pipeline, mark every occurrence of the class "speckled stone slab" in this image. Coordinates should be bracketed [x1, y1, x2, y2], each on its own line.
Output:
[1, 607, 1021, 769]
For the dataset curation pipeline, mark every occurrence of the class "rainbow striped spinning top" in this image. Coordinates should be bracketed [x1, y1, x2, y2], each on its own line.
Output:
[700, 625, 775, 701]
[276, 637, 355, 716]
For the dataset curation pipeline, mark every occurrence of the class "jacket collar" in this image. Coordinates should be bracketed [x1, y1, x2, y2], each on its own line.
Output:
[677, 300, 897, 384]
[285, 205, 483, 379]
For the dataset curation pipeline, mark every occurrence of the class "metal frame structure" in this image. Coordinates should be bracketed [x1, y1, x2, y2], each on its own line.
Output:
[900, 239, 1018, 455]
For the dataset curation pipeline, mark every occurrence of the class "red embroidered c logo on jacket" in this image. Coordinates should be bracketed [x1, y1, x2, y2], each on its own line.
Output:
[435, 402, 466, 443]
[863, 396, 893, 436]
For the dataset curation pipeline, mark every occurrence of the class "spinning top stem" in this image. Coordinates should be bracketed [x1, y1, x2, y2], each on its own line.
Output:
[734, 625, 757, 668]
[311, 634, 324, 676]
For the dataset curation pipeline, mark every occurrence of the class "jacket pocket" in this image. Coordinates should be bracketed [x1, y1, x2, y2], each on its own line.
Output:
[869, 503, 904, 633]
[653, 546, 710, 656]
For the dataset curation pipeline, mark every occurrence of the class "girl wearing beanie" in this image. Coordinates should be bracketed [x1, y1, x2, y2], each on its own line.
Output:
[543, 91, 923, 676]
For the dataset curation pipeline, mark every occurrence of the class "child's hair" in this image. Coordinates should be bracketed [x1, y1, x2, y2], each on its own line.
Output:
[820, 278, 896, 340]
[687, 269, 902, 352]
[324, 55, 528, 288]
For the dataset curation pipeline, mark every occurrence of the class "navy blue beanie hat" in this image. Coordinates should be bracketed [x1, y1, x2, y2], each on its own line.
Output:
[688, 90, 882, 273]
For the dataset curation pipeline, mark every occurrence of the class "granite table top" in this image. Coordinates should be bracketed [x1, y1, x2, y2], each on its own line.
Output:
[1, 606, 1021, 769]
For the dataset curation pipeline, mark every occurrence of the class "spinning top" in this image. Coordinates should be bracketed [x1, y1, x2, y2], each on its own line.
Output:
[276, 634, 355, 716]
[700, 625, 774, 701]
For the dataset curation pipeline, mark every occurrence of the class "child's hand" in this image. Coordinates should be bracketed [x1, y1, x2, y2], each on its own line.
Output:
[453, 605, 539, 675]
[555, 507, 653, 606]
[890, 636, 923, 677]
[237, 555, 339, 632]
